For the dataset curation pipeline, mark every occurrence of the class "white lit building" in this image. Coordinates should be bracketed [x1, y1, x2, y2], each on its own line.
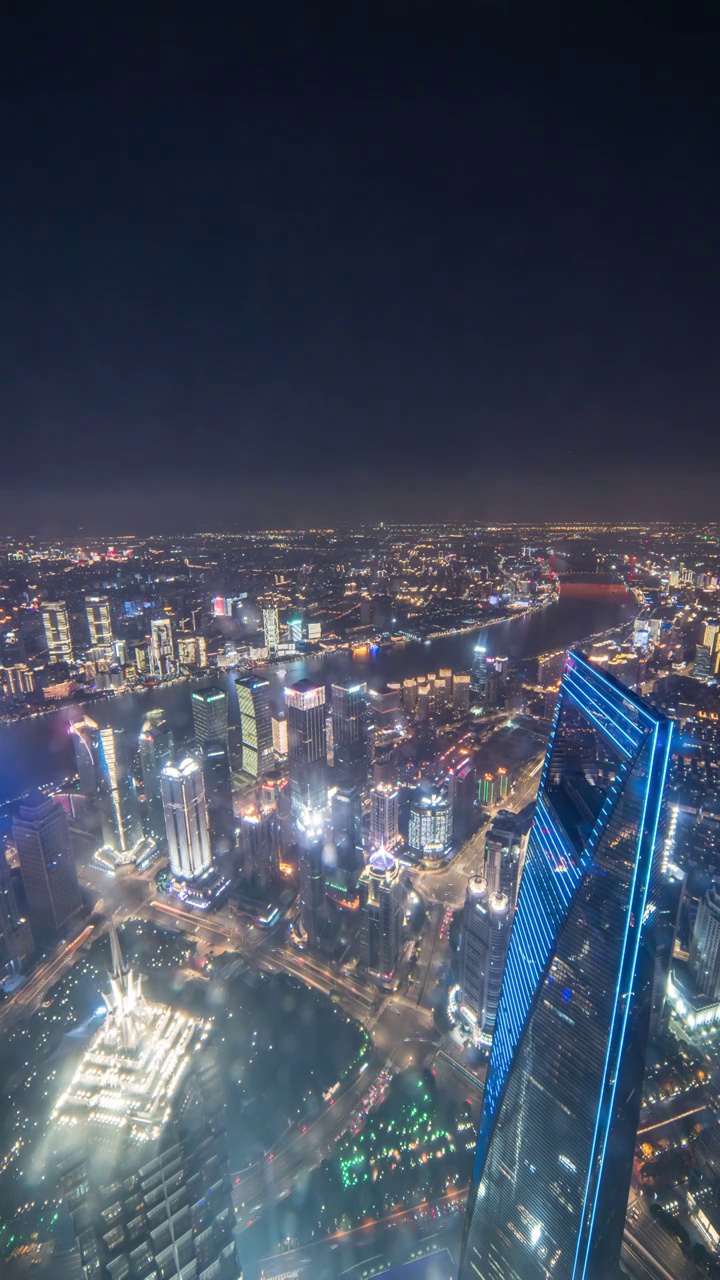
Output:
[41, 599, 73, 664]
[272, 712, 289, 757]
[370, 783, 400, 851]
[408, 789, 453, 862]
[263, 605, 280, 655]
[150, 617, 174, 677]
[459, 877, 512, 1047]
[85, 596, 114, 658]
[162, 756, 212, 880]
[358, 850, 404, 981]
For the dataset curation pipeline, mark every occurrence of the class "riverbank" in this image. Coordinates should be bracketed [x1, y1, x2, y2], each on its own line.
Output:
[0, 587, 638, 809]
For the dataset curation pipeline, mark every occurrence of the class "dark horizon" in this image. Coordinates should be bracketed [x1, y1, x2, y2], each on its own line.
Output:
[2, 5, 719, 531]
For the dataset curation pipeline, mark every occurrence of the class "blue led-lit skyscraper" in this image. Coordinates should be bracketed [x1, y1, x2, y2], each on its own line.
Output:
[459, 650, 672, 1280]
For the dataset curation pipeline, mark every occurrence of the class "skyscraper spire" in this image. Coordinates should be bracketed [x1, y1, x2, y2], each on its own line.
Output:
[108, 919, 127, 981]
[103, 921, 146, 1050]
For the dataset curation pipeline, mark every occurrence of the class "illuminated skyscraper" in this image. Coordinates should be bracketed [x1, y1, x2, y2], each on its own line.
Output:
[192, 685, 229, 748]
[285, 678, 328, 821]
[272, 711, 288, 757]
[240, 804, 279, 888]
[408, 788, 452, 862]
[358, 850, 404, 981]
[470, 642, 488, 705]
[484, 810, 525, 908]
[460, 651, 672, 1280]
[96, 726, 144, 859]
[330, 679, 368, 878]
[458, 878, 511, 1048]
[150, 617, 174, 677]
[297, 812, 327, 948]
[162, 756, 213, 880]
[71, 714, 102, 797]
[192, 687, 231, 835]
[260, 770, 293, 861]
[139, 712, 175, 837]
[13, 792, 82, 933]
[263, 604, 280, 655]
[85, 595, 113, 657]
[453, 672, 471, 715]
[54, 927, 240, 1280]
[331, 680, 368, 790]
[41, 599, 73, 664]
[236, 675, 274, 777]
[370, 783, 400, 851]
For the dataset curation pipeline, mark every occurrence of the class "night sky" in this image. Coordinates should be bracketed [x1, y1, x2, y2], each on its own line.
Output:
[2, 5, 719, 531]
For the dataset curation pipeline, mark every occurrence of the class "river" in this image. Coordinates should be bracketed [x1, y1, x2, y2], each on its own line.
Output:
[0, 589, 637, 808]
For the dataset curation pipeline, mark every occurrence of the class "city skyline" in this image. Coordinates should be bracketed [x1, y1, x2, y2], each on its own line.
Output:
[0, 525, 716, 1280]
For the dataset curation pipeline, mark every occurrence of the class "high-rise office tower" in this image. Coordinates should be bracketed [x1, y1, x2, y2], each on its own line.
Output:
[285, 679, 328, 821]
[162, 756, 213, 881]
[263, 604, 280, 655]
[703, 619, 720, 651]
[470, 642, 488, 705]
[331, 680, 368, 790]
[192, 685, 229, 747]
[85, 595, 113, 658]
[13, 792, 82, 932]
[408, 788, 453, 861]
[459, 651, 672, 1280]
[192, 686, 231, 834]
[260, 770, 292, 861]
[139, 712, 175, 837]
[150, 617, 174, 677]
[484, 810, 524, 908]
[689, 879, 720, 1001]
[41, 600, 73, 664]
[0, 850, 34, 977]
[96, 727, 144, 858]
[695, 643, 716, 681]
[297, 813, 327, 948]
[236, 676, 274, 777]
[240, 805, 279, 887]
[402, 677, 418, 713]
[458, 878, 511, 1048]
[370, 783, 400, 851]
[71, 715, 102, 797]
[358, 849, 404, 980]
[54, 928, 240, 1280]
[331, 679, 368, 880]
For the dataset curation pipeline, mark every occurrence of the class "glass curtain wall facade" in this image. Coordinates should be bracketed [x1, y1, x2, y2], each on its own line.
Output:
[460, 650, 673, 1280]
